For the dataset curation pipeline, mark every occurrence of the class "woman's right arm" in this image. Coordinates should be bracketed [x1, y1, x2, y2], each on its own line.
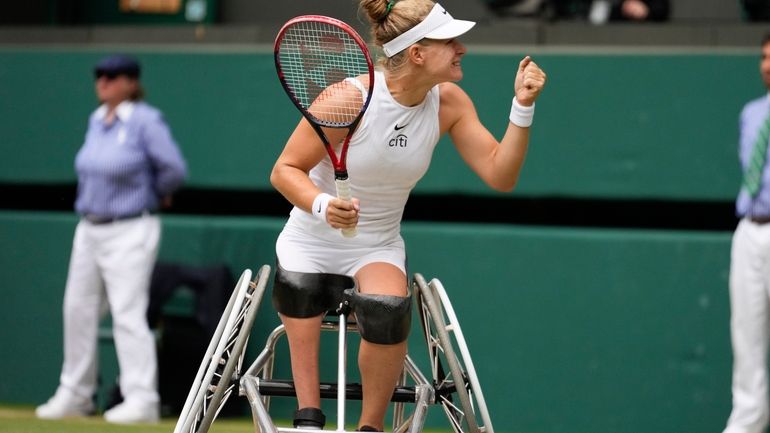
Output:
[270, 119, 359, 229]
[270, 118, 328, 212]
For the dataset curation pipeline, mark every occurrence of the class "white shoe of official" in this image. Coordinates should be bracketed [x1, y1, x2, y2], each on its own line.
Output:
[103, 399, 160, 424]
[35, 388, 95, 419]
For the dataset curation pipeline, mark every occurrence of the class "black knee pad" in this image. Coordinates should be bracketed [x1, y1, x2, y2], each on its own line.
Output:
[272, 262, 357, 318]
[346, 288, 411, 344]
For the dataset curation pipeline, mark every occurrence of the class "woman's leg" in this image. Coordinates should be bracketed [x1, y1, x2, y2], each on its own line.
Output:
[280, 313, 325, 411]
[355, 263, 408, 431]
[101, 217, 160, 420]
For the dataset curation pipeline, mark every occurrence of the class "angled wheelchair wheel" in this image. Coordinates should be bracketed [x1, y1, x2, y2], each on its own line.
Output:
[173, 265, 270, 433]
[413, 273, 494, 433]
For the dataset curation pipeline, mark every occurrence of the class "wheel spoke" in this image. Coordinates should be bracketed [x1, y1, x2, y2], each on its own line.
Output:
[414, 274, 492, 433]
[172, 265, 270, 433]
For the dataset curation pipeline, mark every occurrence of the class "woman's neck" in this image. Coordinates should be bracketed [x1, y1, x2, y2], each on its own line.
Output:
[384, 70, 436, 107]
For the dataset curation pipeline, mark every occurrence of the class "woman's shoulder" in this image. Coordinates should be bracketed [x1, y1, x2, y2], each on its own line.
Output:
[89, 104, 107, 122]
[132, 101, 167, 122]
[437, 82, 476, 133]
[438, 82, 472, 108]
[134, 100, 159, 113]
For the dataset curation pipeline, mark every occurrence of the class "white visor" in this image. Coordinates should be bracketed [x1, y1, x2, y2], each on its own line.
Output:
[382, 3, 476, 58]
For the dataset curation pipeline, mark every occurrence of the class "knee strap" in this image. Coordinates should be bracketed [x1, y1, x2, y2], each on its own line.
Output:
[346, 289, 411, 344]
[272, 262, 357, 318]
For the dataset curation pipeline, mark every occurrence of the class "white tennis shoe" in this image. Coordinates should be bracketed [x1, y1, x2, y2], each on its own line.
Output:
[35, 388, 95, 419]
[103, 399, 159, 424]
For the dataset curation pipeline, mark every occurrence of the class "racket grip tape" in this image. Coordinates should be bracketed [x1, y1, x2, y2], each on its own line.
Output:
[335, 177, 357, 238]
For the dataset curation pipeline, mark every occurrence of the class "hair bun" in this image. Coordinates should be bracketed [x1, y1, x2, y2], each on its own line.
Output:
[360, 0, 391, 24]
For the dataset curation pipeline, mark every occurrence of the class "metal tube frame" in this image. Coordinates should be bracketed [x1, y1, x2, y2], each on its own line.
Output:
[240, 316, 434, 433]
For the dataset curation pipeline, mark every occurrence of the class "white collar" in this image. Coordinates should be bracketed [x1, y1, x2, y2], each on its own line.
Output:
[96, 101, 136, 122]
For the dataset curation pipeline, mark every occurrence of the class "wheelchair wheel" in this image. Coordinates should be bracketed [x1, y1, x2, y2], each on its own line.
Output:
[413, 274, 494, 433]
[173, 265, 270, 433]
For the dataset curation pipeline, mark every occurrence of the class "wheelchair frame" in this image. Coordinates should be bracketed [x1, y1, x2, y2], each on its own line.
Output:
[173, 265, 493, 433]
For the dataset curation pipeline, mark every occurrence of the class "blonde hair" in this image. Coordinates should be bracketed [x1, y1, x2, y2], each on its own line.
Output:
[358, 0, 435, 73]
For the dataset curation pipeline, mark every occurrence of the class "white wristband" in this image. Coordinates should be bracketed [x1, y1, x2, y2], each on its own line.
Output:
[311, 193, 333, 223]
[509, 97, 535, 128]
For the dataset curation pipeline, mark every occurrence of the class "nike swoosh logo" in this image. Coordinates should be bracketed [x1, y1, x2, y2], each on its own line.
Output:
[316, 201, 322, 213]
[395, 123, 408, 131]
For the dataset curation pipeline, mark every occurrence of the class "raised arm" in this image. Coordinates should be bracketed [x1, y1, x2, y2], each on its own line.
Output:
[442, 56, 546, 192]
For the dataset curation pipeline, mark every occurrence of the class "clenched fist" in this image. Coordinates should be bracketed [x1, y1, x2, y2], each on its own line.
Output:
[514, 56, 546, 106]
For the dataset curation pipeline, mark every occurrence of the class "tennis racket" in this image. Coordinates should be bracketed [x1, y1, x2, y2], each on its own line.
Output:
[274, 15, 375, 238]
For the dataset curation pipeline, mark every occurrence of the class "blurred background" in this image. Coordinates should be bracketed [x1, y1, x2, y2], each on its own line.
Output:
[1, 1, 767, 432]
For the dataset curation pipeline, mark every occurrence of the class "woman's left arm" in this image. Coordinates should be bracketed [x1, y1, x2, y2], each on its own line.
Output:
[443, 56, 546, 192]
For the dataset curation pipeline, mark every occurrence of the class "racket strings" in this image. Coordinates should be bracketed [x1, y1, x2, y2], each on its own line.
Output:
[278, 21, 370, 127]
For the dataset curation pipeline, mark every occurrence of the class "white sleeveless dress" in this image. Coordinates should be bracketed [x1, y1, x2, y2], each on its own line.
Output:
[277, 71, 441, 276]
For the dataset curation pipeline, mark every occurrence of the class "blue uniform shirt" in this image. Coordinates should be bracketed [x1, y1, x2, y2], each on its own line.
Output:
[75, 101, 187, 219]
[737, 94, 770, 218]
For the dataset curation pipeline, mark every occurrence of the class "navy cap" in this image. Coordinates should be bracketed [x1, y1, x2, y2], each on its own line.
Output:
[94, 54, 141, 78]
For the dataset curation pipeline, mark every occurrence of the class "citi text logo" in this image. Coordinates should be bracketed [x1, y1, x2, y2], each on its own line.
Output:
[389, 134, 408, 147]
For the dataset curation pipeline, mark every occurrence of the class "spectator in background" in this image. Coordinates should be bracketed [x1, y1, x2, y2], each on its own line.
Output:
[589, 0, 670, 24]
[483, 0, 548, 17]
[484, 0, 669, 22]
[742, 0, 770, 21]
[34, 54, 187, 424]
[723, 33, 770, 433]
[483, 0, 588, 20]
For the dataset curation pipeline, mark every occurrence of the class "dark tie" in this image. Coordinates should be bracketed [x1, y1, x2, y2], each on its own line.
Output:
[743, 110, 770, 197]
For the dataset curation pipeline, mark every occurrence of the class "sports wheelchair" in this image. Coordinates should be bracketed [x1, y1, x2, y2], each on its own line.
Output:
[173, 264, 493, 433]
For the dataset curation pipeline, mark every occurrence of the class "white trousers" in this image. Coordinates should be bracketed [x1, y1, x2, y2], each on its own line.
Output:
[725, 218, 770, 433]
[57, 215, 160, 405]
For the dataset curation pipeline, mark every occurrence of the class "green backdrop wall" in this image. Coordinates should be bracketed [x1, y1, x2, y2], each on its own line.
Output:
[0, 45, 751, 433]
[0, 47, 759, 199]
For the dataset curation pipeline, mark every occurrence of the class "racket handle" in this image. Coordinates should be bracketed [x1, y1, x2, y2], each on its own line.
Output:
[335, 177, 357, 238]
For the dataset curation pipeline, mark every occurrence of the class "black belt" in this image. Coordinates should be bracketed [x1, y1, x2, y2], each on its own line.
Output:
[750, 215, 770, 225]
[83, 211, 149, 225]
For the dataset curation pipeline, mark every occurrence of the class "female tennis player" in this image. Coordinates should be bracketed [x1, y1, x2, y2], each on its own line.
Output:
[270, 0, 546, 430]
